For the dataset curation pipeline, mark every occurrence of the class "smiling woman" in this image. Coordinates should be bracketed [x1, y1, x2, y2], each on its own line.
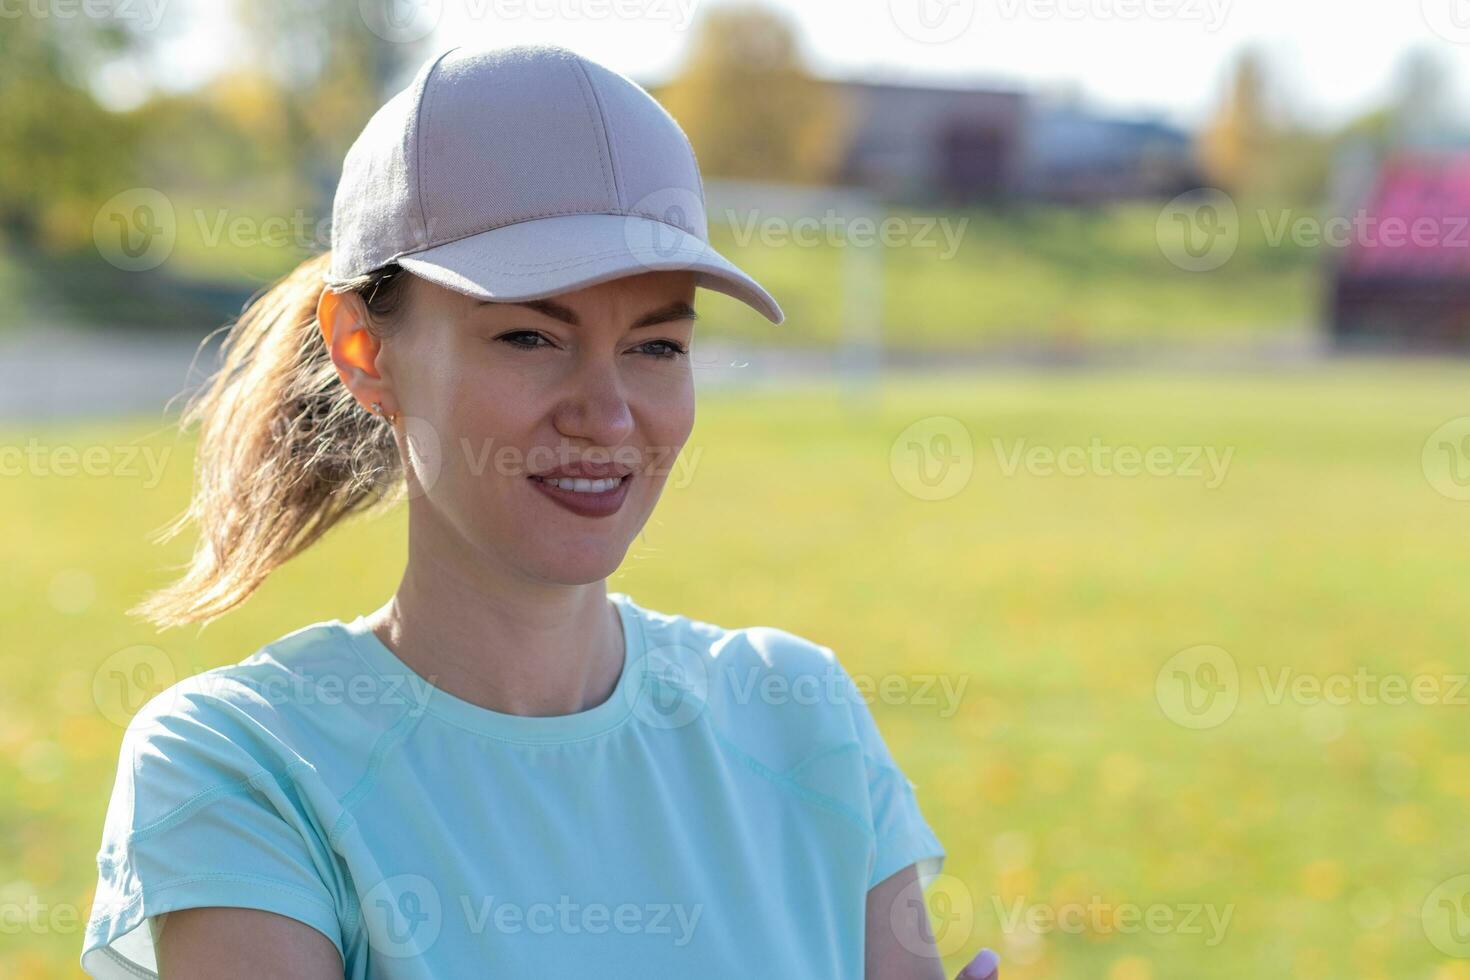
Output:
[79, 42, 980, 980]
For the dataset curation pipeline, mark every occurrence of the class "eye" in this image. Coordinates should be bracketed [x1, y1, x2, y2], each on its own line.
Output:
[637, 340, 689, 360]
[497, 330, 555, 351]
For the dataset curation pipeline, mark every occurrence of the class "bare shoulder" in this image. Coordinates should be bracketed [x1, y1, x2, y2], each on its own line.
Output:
[154, 906, 344, 980]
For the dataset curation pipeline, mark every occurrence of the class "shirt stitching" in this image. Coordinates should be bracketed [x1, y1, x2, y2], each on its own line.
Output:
[88, 872, 341, 926]
[335, 604, 647, 747]
[114, 760, 322, 850]
[703, 722, 874, 842]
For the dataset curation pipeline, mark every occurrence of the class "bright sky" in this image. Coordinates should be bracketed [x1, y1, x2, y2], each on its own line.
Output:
[145, 0, 1470, 130]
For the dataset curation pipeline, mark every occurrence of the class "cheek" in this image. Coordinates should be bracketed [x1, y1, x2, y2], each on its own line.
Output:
[636, 381, 696, 477]
[393, 345, 530, 486]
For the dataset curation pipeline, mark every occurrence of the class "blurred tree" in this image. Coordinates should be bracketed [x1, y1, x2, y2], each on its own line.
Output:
[1197, 47, 1277, 198]
[656, 3, 850, 185]
[227, 0, 424, 207]
[0, 17, 137, 250]
[1198, 47, 1332, 205]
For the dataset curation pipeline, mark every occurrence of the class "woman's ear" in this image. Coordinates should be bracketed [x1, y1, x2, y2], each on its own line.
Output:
[317, 288, 395, 416]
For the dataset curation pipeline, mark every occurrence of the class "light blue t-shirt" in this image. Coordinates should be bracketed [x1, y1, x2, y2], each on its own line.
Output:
[82, 592, 945, 978]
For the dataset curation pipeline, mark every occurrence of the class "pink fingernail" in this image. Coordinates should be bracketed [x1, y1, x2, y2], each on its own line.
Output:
[962, 947, 1000, 978]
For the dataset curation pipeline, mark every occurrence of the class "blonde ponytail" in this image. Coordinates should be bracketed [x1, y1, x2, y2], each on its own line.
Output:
[129, 252, 412, 629]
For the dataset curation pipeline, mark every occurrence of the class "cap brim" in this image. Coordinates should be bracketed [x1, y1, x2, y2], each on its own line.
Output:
[393, 212, 784, 324]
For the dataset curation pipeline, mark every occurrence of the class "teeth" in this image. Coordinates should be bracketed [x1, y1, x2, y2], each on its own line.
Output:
[538, 476, 622, 493]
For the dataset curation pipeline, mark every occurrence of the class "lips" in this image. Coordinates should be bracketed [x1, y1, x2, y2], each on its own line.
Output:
[527, 462, 633, 480]
[527, 471, 631, 518]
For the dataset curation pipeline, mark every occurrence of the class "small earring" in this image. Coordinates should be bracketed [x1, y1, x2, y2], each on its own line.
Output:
[370, 401, 398, 424]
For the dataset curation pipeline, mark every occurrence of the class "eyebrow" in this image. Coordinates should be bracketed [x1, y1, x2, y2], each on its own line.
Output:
[480, 298, 698, 329]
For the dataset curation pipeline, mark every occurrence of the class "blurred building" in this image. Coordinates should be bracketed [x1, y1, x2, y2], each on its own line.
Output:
[1017, 104, 1201, 203]
[832, 80, 1028, 204]
[828, 80, 1196, 206]
[1327, 148, 1470, 350]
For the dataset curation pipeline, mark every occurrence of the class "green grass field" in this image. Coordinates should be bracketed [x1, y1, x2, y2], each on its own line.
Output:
[4, 363, 1469, 978]
[2, 200, 1321, 347]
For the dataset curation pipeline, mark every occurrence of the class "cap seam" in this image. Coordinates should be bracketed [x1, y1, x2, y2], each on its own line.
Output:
[413, 47, 459, 248]
[572, 58, 623, 209]
[665, 102, 707, 210]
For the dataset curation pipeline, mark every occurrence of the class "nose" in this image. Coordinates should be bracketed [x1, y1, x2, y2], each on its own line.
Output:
[549, 348, 635, 447]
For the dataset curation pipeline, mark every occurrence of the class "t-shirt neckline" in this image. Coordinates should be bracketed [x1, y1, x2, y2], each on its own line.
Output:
[338, 591, 644, 744]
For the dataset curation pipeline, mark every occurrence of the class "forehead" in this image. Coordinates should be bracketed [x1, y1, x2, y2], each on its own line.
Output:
[556, 269, 698, 305]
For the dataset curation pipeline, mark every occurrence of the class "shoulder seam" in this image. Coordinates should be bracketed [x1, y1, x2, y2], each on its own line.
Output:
[703, 722, 874, 842]
[110, 622, 424, 856]
[112, 760, 323, 852]
[330, 693, 426, 844]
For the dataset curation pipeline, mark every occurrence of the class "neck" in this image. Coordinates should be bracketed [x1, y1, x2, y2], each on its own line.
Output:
[363, 546, 625, 719]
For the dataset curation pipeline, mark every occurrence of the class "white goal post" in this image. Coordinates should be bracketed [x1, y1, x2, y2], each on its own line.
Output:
[701, 178, 884, 412]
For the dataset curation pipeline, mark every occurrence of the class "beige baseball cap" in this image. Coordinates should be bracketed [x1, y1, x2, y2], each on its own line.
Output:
[325, 43, 784, 325]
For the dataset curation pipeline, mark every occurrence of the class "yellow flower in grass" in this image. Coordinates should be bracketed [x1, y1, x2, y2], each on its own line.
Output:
[1299, 859, 1345, 901]
[1106, 955, 1152, 980]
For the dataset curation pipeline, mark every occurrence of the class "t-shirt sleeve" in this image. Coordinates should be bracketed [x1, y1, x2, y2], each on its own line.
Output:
[80, 680, 346, 979]
[837, 662, 947, 892]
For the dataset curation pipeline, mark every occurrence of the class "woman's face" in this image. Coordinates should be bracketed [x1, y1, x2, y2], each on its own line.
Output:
[377, 269, 699, 586]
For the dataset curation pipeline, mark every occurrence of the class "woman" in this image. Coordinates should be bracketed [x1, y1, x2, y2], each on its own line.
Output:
[80, 43, 998, 980]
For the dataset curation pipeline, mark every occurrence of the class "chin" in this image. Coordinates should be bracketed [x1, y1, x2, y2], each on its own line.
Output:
[531, 557, 625, 586]
[519, 537, 630, 585]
